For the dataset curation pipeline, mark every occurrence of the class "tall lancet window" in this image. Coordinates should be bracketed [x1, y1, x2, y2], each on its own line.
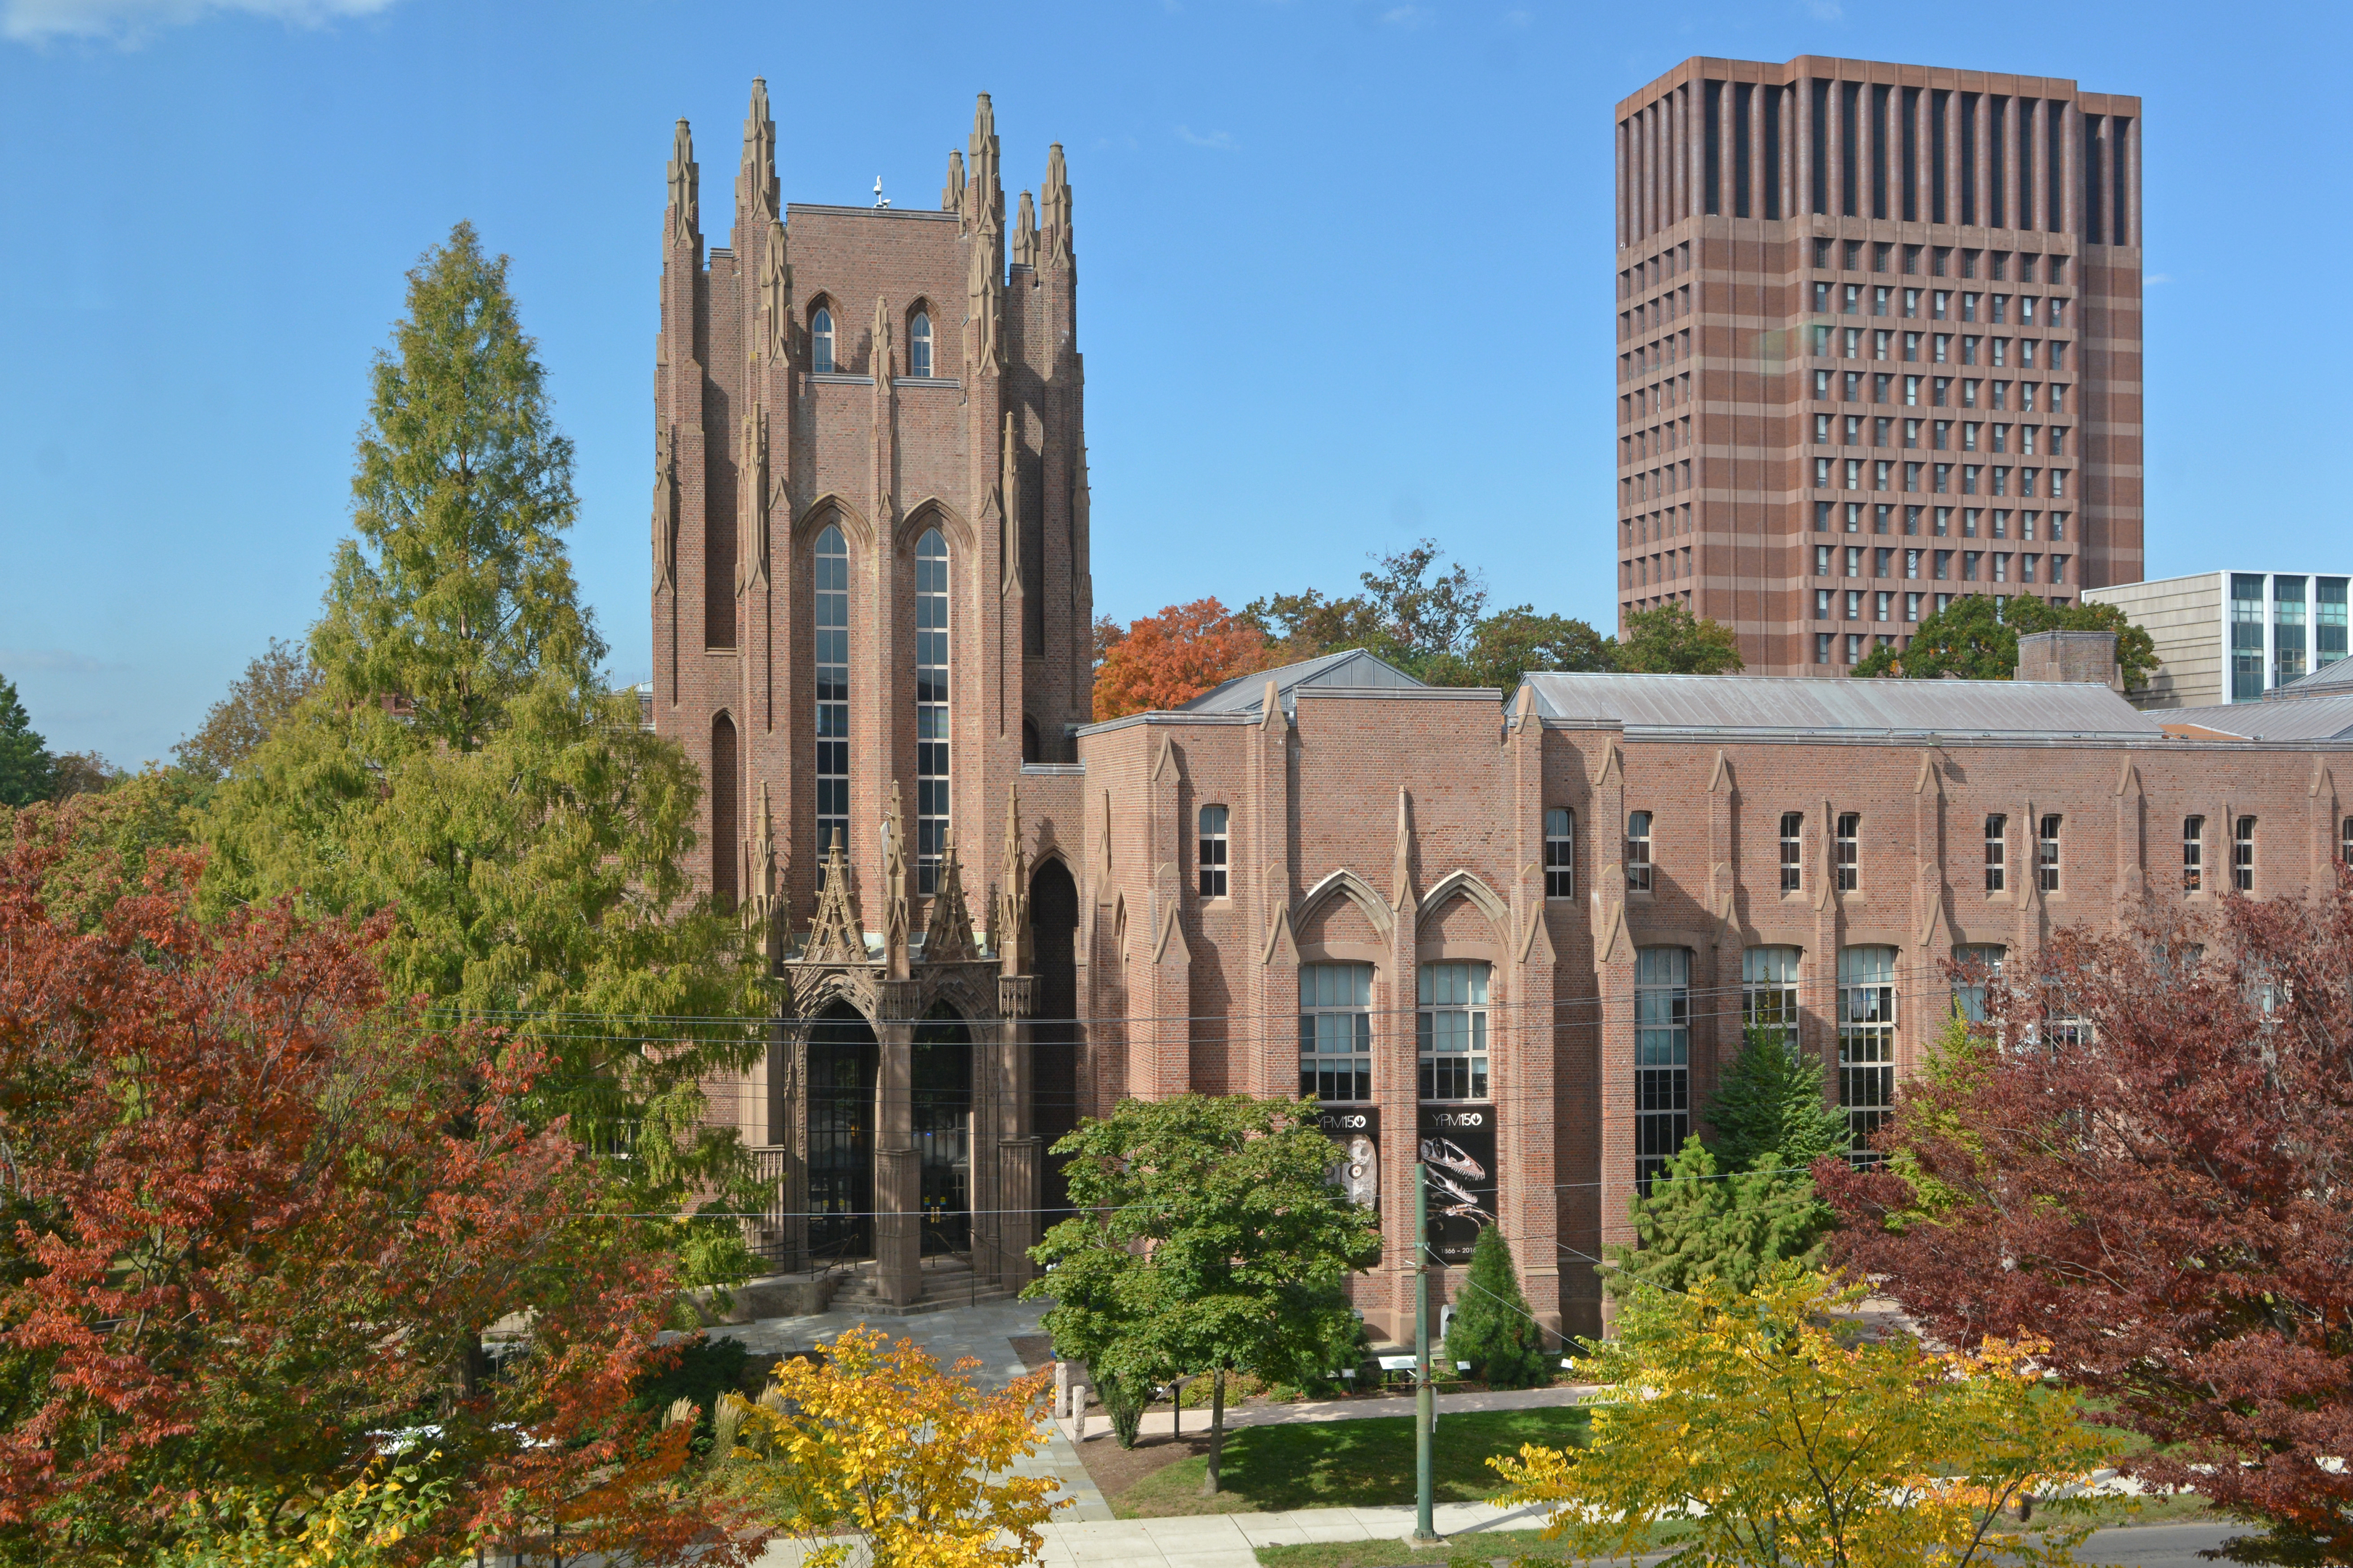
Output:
[908, 311, 933, 379]
[814, 525, 849, 875]
[915, 528, 950, 895]
[811, 305, 835, 374]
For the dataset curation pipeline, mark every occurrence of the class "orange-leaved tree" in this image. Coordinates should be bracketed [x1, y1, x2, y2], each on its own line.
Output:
[1092, 598, 1268, 721]
[717, 1326, 1063, 1568]
[0, 822, 758, 1567]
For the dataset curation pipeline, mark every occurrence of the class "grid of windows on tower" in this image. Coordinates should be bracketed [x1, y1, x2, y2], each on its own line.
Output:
[813, 526, 849, 871]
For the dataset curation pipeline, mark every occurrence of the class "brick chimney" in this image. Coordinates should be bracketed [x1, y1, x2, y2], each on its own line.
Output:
[2016, 629, 2121, 690]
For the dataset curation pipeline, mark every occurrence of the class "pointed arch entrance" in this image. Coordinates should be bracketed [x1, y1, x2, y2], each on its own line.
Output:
[807, 1001, 876, 1262]
[913, 1002, 973, 1255]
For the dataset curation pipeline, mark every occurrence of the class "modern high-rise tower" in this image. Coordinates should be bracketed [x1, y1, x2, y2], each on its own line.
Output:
[1612, 57, 2144, 675]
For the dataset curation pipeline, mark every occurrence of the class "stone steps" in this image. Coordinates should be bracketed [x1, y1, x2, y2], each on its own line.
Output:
[826, 1256, 1016, 1317]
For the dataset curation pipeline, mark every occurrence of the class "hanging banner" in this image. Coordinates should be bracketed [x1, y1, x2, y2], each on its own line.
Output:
[1418, 1104, 1498, 1264]
[1316, 1106, 1379, 1210]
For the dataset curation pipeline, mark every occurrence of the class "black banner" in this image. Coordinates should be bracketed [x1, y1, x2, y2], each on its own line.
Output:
[1417, 1105, 1497, 1264]
[1316, 1106, 1379, 1210]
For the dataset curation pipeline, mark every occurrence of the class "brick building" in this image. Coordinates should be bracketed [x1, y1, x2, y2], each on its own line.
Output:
[1613, 56, 2145, 677]
[660, 86, 2348, 1340]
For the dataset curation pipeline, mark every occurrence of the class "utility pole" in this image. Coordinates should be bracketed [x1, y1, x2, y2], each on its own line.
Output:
[1412, 1160, 1440, 1545]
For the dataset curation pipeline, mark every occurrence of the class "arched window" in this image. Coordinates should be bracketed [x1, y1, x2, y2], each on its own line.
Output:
[810, 303, 835, 374]
[908, 310, 933, 379]
[813, 526, 849, 872]
[915, 528, 950, 894]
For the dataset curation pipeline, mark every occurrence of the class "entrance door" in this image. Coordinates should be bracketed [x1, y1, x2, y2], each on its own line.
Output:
[912, 1005, 972, 1256]
[807, 1003, 876, 1262]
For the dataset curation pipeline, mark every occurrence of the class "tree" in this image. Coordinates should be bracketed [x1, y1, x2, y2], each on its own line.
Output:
[1024, 1095, 1382, 1493]
[717, 1326, 1061, 1568]
[1090, 597, 1268, 720]
[1822, 881, 2353, 1562]
[197, 224, 767, 1281]
[44, 751, 121, 801]
[6, 767, 198, 934]
[1615, 600, 1745, 674]
[0, 674, 52, 808]
[174, 637, 322, 783]
[1851, 592, 2159, 689]
[1490, 1265, 2104, 1567]
[1604, 1140, 1830, 1300]
[159, 1463, 457, 1568]
[1464, 607, 1618, 693]
[1708, 1021, 1851, 1174]
[1443, 1225, 1552, 1388]
[0, 835, 750, 1567]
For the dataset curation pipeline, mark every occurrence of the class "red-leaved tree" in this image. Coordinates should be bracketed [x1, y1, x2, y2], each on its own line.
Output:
[1822, 875, 2353, 1561]
[1092, 598, 1268, 721]
[0, 825, 755, 1566]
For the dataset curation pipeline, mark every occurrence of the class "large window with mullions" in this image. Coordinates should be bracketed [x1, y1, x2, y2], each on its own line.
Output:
[1416, 963, 1489, 1101]
[1634, 947, 1690, 1192]
[1299, 963, 1373, 1103]
[915, 528, 950, 894]
[813, 525, 849, 871]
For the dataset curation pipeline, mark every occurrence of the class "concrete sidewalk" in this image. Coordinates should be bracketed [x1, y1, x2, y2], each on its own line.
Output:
[1061, 1381, 1602, 1443]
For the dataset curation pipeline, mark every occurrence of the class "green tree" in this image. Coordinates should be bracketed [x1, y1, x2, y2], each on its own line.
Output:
[1853, 592, 2158, 690]
[6, 767, 199, 934]
[1708, 1021, 1851, 1174]
[1024, 1095, 1382, 1494]
[1443, 1225, 1552, 1389]
[1604, 1140, 1832, 1300]
[1464, 607, 1618, 692]
[174, 637, 322, 784]
[1615, 601, 1746, 674]
[200, 224, 767, 1283]
[0, 675, 53, 809]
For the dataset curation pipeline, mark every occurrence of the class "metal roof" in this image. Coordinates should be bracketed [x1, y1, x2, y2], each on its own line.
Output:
[1521, 671, 2164, 740]
[1179, 648, 1428, 716]
[2272, 657, 2353, 700]
[2158, 695, 2353, 742]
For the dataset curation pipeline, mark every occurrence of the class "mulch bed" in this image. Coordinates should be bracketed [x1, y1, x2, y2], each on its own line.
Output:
[1072, 1429, 1216, 1501]
[1008, 1334, 1056, 1373]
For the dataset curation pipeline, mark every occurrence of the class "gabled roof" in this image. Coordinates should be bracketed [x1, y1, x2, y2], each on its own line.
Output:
[2158, 695, 2353, 743]
[1178, 648, 1429, 717]
[2270, 656, 2353, 701]
[1520, 671, 2163, 740]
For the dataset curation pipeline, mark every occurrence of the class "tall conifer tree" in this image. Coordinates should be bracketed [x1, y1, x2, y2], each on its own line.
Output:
[203, 225, 767, 1282]
[0, 675, 54, 808]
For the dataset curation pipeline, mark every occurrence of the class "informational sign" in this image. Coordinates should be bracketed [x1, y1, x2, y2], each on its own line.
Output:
[1417, 1104, 1497, 1264]
[1316, 1106, 1379, 1210]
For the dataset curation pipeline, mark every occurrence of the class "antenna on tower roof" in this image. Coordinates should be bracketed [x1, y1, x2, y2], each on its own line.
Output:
[873, 176, 890, 208]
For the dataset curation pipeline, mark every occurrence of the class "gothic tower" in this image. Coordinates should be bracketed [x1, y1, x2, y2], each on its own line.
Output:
[652, 86, 1090, 1304]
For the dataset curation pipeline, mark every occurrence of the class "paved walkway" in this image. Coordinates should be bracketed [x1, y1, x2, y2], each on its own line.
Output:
[1061, 1381, 1602, 1444]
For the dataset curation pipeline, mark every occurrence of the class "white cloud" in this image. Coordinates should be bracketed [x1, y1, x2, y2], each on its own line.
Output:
[1174, 124, 1239, 151]
[0, 648, 125, 674]
[1800, 0, 1842, 17]
[1379, 4, 1429, 25]
[3, 0, 397, 46]
[2145, 272, 2173, 285]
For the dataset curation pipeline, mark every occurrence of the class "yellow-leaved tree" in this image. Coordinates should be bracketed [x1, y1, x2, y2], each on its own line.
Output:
[717, 1326, 1064, 1568]
[1490, 1263, 2104, 1567]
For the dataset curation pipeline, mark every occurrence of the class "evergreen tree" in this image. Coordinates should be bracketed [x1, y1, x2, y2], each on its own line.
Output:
[1604, 1139, 1831, 1301]
[1709, 1022, 1851, 1173]
[0, 675, 54, 808]
[1443, 1224, 1553, 1389]
[201, 224, 767, 1283]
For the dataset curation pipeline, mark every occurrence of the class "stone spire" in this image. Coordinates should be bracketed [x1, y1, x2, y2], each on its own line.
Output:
[922, 825, 979, 962]
[1391, 788, 1416, 914]
[802, 838, 865, 964]
[666, 118, 698, 248]
[746, 780, 783, 958]
[759, 218, 791, 362]
[870, 294, 894, 382]
[1012, 189, 1038, 269]
[1043, 142, 1073, 269]
[965, 92, 1002, 238]
[740, 77, 777, 222]
[998, 412, 1023, 592]
[884, 781, 911, 979]
[942, 147, 966, 212]
[996, 787, 1029, 976]
[967, 234, 1000, 376]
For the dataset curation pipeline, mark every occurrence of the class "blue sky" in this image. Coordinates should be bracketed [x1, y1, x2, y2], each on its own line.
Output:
[2, 0, 2346, 764]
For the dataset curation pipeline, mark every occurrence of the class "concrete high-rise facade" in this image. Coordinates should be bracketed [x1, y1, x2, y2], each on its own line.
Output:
[1613, 57, 2144, 675]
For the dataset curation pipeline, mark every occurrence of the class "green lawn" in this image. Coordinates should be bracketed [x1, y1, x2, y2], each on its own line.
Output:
[1114, 1406, 1591, 1519]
